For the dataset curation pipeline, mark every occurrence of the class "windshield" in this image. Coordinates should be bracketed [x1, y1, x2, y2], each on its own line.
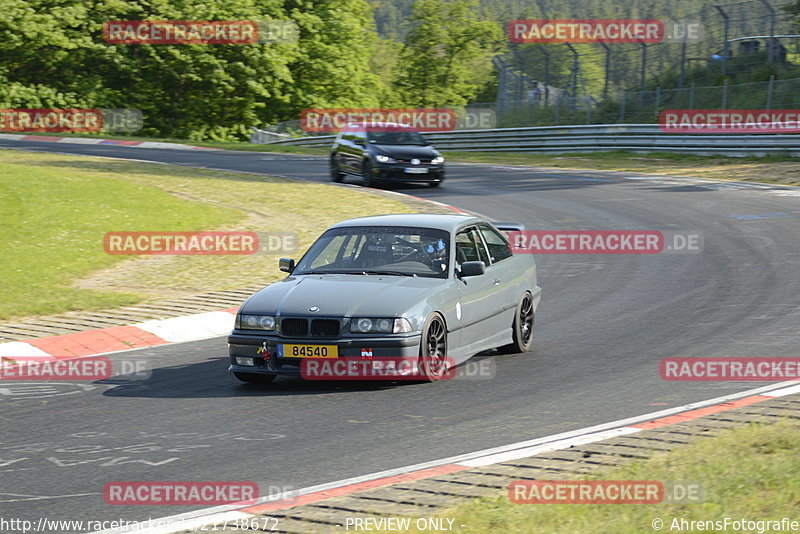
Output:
[294, 226, 450, 278]
[368, 131, 429, 146]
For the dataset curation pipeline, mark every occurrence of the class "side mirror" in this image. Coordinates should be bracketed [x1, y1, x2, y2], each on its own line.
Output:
[279, 258, 295, 273]
[354, 139, 365, 147]
[459, 261, 485, 277]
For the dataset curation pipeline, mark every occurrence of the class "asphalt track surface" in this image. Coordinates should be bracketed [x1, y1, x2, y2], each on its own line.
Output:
[2, 139, 800, 531]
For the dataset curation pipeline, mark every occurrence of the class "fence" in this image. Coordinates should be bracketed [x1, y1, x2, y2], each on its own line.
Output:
[498, 0, 797, 98]
[495, 0, 799, 126]
[490, 75, 800, 127]
[250, 76, 800, 138]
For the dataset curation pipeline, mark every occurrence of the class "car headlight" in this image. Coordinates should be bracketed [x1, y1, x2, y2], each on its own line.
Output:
[393, 318, 413, 333]
[350, 318, 412, 333]
[237, 314, 276, 331]
[431, 156, 444, 164]
[375, 154, 396, 163]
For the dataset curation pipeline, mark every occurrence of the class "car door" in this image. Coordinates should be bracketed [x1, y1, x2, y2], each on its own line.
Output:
[334, 126, 355, 173]
[351, 129, 368, 174]
[478, 223, 520, 332]
[454, 226, 501, 351]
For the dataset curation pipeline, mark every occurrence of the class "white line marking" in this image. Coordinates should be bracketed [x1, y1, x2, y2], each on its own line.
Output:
[457, 427, 641, 467]
[0, 342, 51, 357]
[134, 311, 235, 343]
[762, 383, 800, 397]
[0, 492, 96, 503]
[57, 138, 105, 145]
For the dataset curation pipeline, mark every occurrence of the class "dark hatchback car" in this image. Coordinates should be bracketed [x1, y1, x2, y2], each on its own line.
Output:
[330, 122, 445, 187]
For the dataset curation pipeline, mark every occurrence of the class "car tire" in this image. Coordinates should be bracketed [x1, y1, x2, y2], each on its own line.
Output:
[362, 160, 376, 187]
[330, 156, 344, 183]
[497, 292, 535, 354]
[234, 371, 277, 384]
[428, 181, 442, 188]
[417, 313, 449, 382]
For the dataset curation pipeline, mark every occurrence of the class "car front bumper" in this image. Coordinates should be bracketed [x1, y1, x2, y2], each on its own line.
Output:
[372, 163, 445, 183]
[228, 332, 423, 377]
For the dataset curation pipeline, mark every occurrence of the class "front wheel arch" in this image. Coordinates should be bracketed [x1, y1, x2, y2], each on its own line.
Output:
[497, 291, 535, 354]
[417, 312, 449, 382]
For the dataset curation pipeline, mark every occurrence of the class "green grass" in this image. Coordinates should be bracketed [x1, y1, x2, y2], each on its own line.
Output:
[0, 151, 239, 319]
[441, 150, 800, 187]
[0, 149, 413, 321]
[390, 422, 800, 534]
[11, 130, 330, 155]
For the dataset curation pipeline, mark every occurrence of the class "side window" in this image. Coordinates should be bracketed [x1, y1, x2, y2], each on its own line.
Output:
[455, 227, 489, 266]
[353, 130, 366, 145]
[479, 224, 513, 263]
[341, 127, 354, 144]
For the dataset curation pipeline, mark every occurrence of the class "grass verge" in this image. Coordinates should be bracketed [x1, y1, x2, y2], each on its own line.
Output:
[389, 421, 800, 534]
[7, 131, 330, 155]
[0, 149, 413, 320]
[441, 150, 800, 187]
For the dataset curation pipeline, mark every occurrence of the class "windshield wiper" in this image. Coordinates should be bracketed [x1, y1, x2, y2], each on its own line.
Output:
[297, 270, 364, 275]
[298, 269, 417, 277]
[361, 270, 417, 277]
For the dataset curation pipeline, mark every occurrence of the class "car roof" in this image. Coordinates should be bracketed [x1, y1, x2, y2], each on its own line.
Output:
[345, 122, 414, 131]
[331, 213, 484, 232]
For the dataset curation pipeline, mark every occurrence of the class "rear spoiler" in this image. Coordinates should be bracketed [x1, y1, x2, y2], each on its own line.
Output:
[490, 221, 525, 233]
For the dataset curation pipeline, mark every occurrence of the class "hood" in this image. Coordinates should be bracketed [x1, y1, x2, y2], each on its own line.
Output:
[242, 274, 444, 318]
[372, 144, 438, 160]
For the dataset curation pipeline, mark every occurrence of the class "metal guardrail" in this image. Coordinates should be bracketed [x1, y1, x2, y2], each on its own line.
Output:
[249, 128, 291, 144]
[264, 124, 800, 156]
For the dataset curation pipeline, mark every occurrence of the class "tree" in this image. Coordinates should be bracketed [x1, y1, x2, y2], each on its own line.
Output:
[0, 0, 392, 140]
[393, 0, 504, 107]
[280, 0, 386, 114]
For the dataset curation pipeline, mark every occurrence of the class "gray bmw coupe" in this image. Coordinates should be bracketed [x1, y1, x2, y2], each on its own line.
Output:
[228, 214, 541, 383]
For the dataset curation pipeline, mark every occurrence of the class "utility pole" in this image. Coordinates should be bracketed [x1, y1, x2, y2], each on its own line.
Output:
[714, 5, 730, 76]
[600, 42, 611, 99]
[757, 0, 776, 63]
[640, 42, 648, 91]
